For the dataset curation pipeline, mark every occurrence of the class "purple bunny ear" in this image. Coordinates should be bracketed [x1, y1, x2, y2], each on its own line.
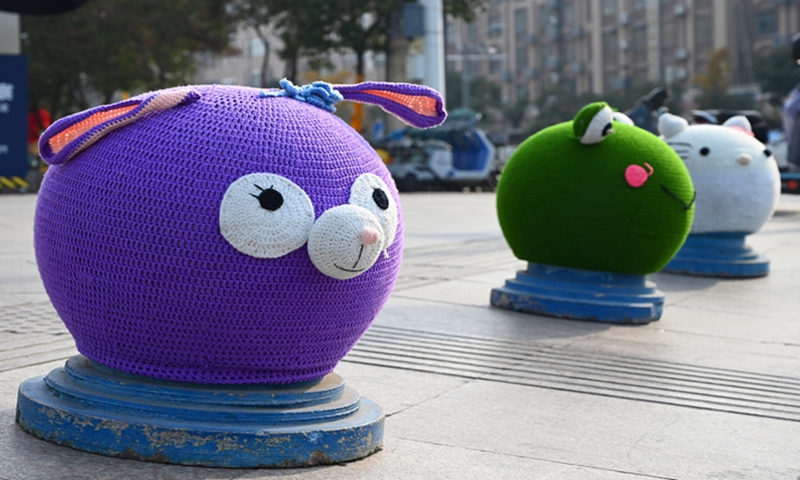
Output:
[334, 82, 447, 129]
[40, 88, 201, 165]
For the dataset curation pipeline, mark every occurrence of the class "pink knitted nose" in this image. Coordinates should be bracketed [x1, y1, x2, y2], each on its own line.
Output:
[360, 227, 381, 245]
[625, 162, 653, 188]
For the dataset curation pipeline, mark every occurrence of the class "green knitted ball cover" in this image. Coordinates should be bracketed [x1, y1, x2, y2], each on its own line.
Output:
[496, 106, 695, 275]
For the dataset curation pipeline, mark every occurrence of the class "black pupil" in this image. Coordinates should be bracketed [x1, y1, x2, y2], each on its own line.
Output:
[602, 122, 613, 136]
[372, 188, 389, 210]
[764, 149, 772, 157]
[700, 147, 710, 156]
[253, 187, 283, 211]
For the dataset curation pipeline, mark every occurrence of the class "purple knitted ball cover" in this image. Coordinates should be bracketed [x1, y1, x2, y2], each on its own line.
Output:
[34, 85, 404, 384]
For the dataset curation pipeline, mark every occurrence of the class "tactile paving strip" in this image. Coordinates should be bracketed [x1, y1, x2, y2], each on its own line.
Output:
[4, 301, 799, 423]
[349, 325, 800, 423]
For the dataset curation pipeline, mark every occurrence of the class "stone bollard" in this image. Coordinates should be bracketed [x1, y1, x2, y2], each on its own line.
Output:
[659, 114, 780, 278]
[16, 80, 446, 467]
[491, 103, 695, 324]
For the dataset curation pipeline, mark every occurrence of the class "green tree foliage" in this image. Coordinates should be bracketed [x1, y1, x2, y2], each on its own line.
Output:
[444, 0, 486, 22]
[228, 0, 335, 83]
[755, 45, 800, 103]
[328, 0, 487, 77]
[22, 0, 236, 118]
[695, 48, 754, 110]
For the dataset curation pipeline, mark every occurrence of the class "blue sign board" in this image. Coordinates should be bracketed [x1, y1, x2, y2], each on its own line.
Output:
[0, 55, 28, 178]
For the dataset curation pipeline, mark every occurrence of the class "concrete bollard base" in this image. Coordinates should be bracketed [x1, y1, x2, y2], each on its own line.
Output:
[490, 263, 664, 324]
[662, 232, 769, 278]
[16, 355, 383, 468]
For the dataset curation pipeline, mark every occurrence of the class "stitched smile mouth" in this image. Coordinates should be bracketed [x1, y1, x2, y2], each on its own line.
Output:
[334, 264, 367, 273]
[661, 185, 696, 211]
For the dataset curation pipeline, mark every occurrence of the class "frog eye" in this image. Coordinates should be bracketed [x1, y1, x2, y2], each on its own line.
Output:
[574, 103, 615, 145]
[349, 173, 399, 253]
[613, 112, 634, 126]
[219, 173, 315, 258]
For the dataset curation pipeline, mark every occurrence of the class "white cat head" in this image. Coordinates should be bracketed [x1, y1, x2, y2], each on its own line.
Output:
[658, 113, 780, 234]
[659, 113, 774, 173]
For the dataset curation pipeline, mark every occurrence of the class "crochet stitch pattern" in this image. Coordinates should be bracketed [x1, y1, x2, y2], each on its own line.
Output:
[660, 113, 780, 234]
[496, 103, 695, 275]
[34, 84, 410, 385]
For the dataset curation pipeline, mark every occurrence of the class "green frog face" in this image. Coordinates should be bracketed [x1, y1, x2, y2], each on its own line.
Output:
[496, 102, 695, 275]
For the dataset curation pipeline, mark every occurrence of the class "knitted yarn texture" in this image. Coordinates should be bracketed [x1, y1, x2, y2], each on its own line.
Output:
[34, 85, 404, 385]
[497, 106, 695, 275]
[660, 114, 780, 235]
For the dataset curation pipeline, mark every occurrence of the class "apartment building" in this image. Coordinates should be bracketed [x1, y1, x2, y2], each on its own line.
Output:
[446, 0, 800, 103]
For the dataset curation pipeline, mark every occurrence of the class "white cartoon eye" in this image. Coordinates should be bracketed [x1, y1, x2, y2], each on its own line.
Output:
[219, 173, 315, 258]
[578, 105, 615, 145]
[349, 173, 399, 253]
[613, 112, 635, 126]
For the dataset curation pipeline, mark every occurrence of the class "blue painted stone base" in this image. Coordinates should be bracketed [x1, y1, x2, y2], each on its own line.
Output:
[490, 263, 664, 324]
[16, 356, 383, 468]
[662, 232, 769, 278]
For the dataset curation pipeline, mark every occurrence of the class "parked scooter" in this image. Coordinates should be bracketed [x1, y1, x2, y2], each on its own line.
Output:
[373, 109, 500, 192]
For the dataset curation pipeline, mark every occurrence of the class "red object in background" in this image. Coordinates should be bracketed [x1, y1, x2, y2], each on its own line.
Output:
[28, 108, 52, 145]
[789, 180, 799, 191]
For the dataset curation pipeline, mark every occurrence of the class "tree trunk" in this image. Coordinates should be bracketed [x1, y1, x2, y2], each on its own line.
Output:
[356, 48, 365, 77]
[253, 25, 271, 88]
[285, 52, 298, 83]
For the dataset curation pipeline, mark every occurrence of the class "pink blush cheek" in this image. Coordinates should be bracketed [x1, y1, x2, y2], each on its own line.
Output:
[625, 164, 649, 188]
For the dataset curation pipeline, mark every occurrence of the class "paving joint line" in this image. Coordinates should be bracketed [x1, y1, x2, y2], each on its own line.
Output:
[394, 437, 678, 480]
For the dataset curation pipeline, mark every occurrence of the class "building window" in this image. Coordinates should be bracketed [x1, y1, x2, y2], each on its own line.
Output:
[514, 8, 528, 35]
[565, 41, 575, 63]
[633, 27, 647, 63]
[541, 44, 551, 68]
[603, 31, 618, 59]
[695, 15, 712, 46]
[633, 28, 647, 52]
[633, 0, 646, 10]
[602, 0, 616, 16]
[468, 21, 479, 43]
[563, 2, 574, 26]
[756, 9, 778, 37]
[516, 46, 529, 71]
[661, 20, 676, 48]
[540, 5, 548, 31]
[490, 57, 503, 73]
[488, 12, 503, 37]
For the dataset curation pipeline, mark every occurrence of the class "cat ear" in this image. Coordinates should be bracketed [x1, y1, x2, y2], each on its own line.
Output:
[659, 113, 688, 138]
[721, 115, 754, 136]
[334, 82, 446, 128]
[39, 88, 201, 165]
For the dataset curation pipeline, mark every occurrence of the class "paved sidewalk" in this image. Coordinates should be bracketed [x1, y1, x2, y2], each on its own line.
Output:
[1, 192, 799, 479]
